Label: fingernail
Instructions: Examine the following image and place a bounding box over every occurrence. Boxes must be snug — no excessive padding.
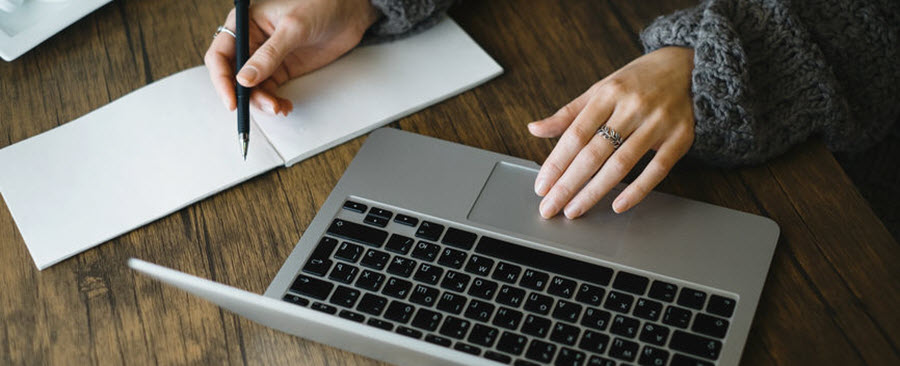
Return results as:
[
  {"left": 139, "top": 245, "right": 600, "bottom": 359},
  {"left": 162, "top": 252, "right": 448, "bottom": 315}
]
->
[
  {"left": 535, "top": 178, "right": 549, "bottom": 196},
  {"left": 540, "top": 197, "right": 558, "bottom": 218},
  {"left": 613, "top": 196, "right": 628, "bottom": 213},
  {"left": 264, "top": 100, "right": 277, "bottom": 114},
  {"left": 564, "top": 204, "right": 581, "bottom": 219},
  {"left": 238, "top": 66, "right": 258, "bottom": 85}
]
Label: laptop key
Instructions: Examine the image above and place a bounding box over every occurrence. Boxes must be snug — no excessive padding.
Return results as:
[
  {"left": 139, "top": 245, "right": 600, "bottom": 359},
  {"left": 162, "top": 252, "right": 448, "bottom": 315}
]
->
[
  {"left": 608, "top": 337, "right": 638, "bottom": 362},
  {"left": 363, "top": 214, "right": 389, "bottom": 227},
  {"left": 634, "top": 298, "right": 663, "bottom": 321},
  {"left": 497, "top": 332, "right": 528, "bottom": 356},
  {"left": 578, "top": 330, "right": 609, "bottom": 354},
  {"left": 648, "top": 280, "right": 678, "bottom": 302},
  {"left": 464, "top": 255, "right": 495, "bottom": 276},
  {"left": 492, "top": 262, "right": 522, "bottom": 284},
  {"left": 547, "top": 276, "right": 577, "bottom": 298},
  {"left": 662, "top": 306, "right": 692, "bottom": 329},
  {"left": 311, "top": 302, "right": 337, "bottom": 314},
  {"left": 638, "top": 345, "right": 669, "bottom": 366},
  {"left": 468, "top": 324, "right": 500, "bottom": 347},
  {"left": 612, "top": 271, "right": 650, "bottom": 295},
  {"left": 670, "top": 330, "right": 722, "bottom": 360},
  {"left": 291, "top": 275, "right": 334, "bottom": 300},
  {"left": 383, "top": 277, "right": 412, "bottom": 299},
  {"left": 677, "top": 288, "right": 707, "bottom": 310},
  {"left": 355, "top": 270, "right": 385, "bottom": 292},
  {"left": 425, "top": 334, "right": 452, "bottom": 347},
  {"left": 368, "top": 207, "right": 393, "bottom": 219},
  {"left": 411, "top": 308, "right": 443, "bottom": 331},
  {"left": 342, "top": 200, "right": 367, "bottom": 213},
  {"left": 550, "top": 322, "right": 580, "bottom": 346},
  {"left": 484, "top": 351, "right": 513, "bottom": 364},
  {"left": 357, "top": 293, "right": 388, "bottom": 316},
  {"left": 327, "top": 219, "right": 388, "bottom": 247},
  {"left": 442, "top": 227, "right": 477, "bottom": 250},
  {"left": 464, "top": 299, "right": 495, "bottom": 322},
  {"left": 468, "top": 278, "right": 498, "bottom": 300},
  {"left": 302, "top": 257, "right": 332, "bottom": 277},
  {"left": 436, "top": 292, "right": 467, "bottom": 314},
  {"left": 409, "top": 284, "right": 440, "bottom": 307},
  {"left": 338, "top": 310, "right": 365, "bottom": 323},
  {"left": 524, "top": 293, "right": 554, "bottom": 315},
  {"left": 386, "top": 256, "right": 417, "bottom": 277},
  {"left": 438, "top": 247, "right": 468, "bottom": 269},
  {"left": 575, "top": 283, "right": 605, "bottom": 306},
  {"left": 555, "top": 347, "right": 586, "bottom": 366},
  {"left": 552, "top": 300, "right": 583, "bottom": 323},
  {"left": 329, "top": 286, "right": 361, "bottom": 308},
  {"left": 610, "top": 315, "right": 640, "bottom": 338},
  {"left": 581, "top": 307, "right": 611, "bottom": 331},
  {"left": 454, "top": 342, "right": 482, "bottom": 356},
  {"left": 283, "top": 294, "right": 309, "bottom": 307},
  {"left": 639, "top": 323, "right": 670, "bottom": 346},
  {"left": 394, "top": 214, "right": 419, "bottom": 227},
  {"left": 416, "top": 221, "right": 445, "bottom": 241},
  {"left": 414, "top": 263, "right": 444, "bottom": 285},
  {"left": 692, "top": 313, "right": 730, "bottom": 339},
  {"left": 525, "top": 339, "right": 557, "bottom": 363},
  {"left": 603, "top": 291, "right": 634, "bottom": 313},
  {"left": 334, "top": 242, "right": 364, "bottom": 263},
  {"left": 521, "top": 314, "right": 552, "bottom": 338},
  {"left": 441, "top": 270, "right": 471, "bottom": 293},
  {"left": 328, "top": 263, "right": 359, "bottom": 284},
  {"left": 587, "top": 356, "right": 616, "bottom": 366},
  {"left": 493, "top": 307, "right": 524, "bottom": 330},
  {"left": 366, "top": 318, "right": 393, "bottom": 331},
  {"left": 497, "top": 285, "right": 526, "bottom": 308},
  {"left": 670, "top": 353, "right": 714, "bottom": 366},
  {"left": 360, "top": 249, "right": 390, "bottom": 270},
  {"left": 386, "top": 234, "right": 415, "bottom": 254},
  {"left": 384, "top": 301, "right": 416, "bottom": 324},
  {"left": 396, "top": 326, "right": 422, "bottom": 339},
  {"left": 411, "top": 241, "right": 440, "bottom": 262},
  {"left": 439, "top": 316, "right": 471, "bottom": 339},
  {"left": 476, "top": 236, "right": 614, "bottom": 287},
  {"left": 520, "top": 269, "right": 549, "bottom": 291},
  {"left": 707, "top": 294, "right": 737, "bottom": 318}
]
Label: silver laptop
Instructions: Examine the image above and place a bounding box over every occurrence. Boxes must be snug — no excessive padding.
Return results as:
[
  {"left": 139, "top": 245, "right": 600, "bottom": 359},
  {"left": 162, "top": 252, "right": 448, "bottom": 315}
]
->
[{"left": 130, "top": 127, "right": 779, "bottom": 366}]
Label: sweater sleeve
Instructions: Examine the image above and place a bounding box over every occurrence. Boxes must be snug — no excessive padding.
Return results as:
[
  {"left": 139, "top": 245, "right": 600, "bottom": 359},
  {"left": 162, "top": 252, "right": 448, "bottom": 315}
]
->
[
  {"left": 364, "top": 0, "right": 456, "bottom": 43},
  {"left": 640, "top": 0, "right": 900, "bottom": 166}
]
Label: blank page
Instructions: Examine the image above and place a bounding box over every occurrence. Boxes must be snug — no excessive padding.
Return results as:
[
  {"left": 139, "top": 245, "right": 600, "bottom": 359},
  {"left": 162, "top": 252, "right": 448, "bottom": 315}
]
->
[{"left": 0, "top": 67, "right": 284, "bottom": 269}]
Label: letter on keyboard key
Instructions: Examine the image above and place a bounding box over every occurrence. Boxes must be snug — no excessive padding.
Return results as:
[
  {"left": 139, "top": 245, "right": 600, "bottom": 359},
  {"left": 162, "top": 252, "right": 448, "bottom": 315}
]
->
[
  {"left": 706, "top": 294, "right": 737, "bottom": 318},
  {"left": 638, "top": 345, "right": 670, "bottom": 366},
  {"left": 416, "top": 221, "right": 445, "bottom": 241},
  {"left": 411, "top": 308, "right": 443, "bottom": 331},
  {"left": 476, "top": 237, "right": 613, "bottom": 286},
  {"left": 670, "top": 330, "right": 722, "bottom": 360},
  {"left": 497, "top": 332, "right": 528, "bottom": 356},
  {"left": 468, "top": 324, "right": 500, "bottom": 347},
  {"left": 603, "top": 291, "right": 634, "bottom": 313},
  {"left": 691, "top": 313, "right": 730, "bottom": 339},
  {"left": 329, "top": 286, "right": 361, "bottom": 308},
  {"left": 556, "top": 347, "right": 586, "bottom": 366},
  {"left": 357, "top": 293, "right": 388, "bottom": 316},
  {"left": 327, "top": 219, "right": 388, "bottom": 247},
  {"left": 291, "top": 275, "right": 334, "bottom": 300},
  {"left": 525, "top": 339, "right": 557, "bottom": 363},
  {"left": 521, "top": 314, "right": 552, "bottom": 338},
  {"left": 384, "top": 301, "right": 416, "bottom": 324},
  {"left": 439, "top": 316, "right": 471, "bottom": 339},
  {"left": 578, "top": 330, "right": 609, "bottom": 354},
  {"left": 677, "top": 287, "right": 708, "bottom": 310},
  {"left": 608, "top": 337, "right": 639, "bottom": 362}
]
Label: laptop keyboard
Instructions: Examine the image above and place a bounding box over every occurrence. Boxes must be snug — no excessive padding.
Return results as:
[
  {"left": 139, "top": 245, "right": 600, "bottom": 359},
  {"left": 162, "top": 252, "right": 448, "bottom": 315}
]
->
[{"left": 282, "top": 199, "right": 738, "bottom": 366}]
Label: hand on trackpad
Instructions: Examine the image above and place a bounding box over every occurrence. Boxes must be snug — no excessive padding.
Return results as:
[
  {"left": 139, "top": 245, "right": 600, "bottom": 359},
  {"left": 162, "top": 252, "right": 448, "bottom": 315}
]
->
[{"left": 467, "top": 162, "right": 632, "bottom": 259}]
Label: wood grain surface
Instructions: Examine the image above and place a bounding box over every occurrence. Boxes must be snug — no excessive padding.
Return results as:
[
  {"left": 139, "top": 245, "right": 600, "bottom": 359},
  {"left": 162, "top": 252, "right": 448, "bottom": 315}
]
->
[{"left": 1, "top": 0, "right": 897, "bottom": 365}]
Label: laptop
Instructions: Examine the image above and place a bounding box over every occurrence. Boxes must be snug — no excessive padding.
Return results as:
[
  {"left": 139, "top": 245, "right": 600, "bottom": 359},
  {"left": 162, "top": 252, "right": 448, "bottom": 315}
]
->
[{"left": 130, "top": 127, "right": 779, "bottom": 366}]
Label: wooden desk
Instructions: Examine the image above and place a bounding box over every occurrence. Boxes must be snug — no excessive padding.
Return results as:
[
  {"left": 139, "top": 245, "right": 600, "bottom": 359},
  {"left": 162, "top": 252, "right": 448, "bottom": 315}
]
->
[{"left": 1, "top": 0, "right": 897, "bottom": 365}]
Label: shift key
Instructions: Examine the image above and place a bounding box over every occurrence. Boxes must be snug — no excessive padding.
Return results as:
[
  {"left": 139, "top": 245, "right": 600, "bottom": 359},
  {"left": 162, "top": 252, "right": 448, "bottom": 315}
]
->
[{"left": 328, "top": 219, "right": 389, "bottom": 247}]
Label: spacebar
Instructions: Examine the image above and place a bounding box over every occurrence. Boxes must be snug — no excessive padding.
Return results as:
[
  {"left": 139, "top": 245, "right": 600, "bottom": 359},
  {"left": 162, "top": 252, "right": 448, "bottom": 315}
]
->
[{"left": 475, "top": 236, "right": 614, "bottom": 286}]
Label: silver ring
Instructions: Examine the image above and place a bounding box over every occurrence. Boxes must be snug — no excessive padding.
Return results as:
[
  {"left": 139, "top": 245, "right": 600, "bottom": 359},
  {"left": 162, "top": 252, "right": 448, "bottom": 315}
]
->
[
  {"left": 214, "top": 25, "right": 236, "bottom": 40},
  {"left": 596, "top": 125, "right": 624, "bottom": 149}
]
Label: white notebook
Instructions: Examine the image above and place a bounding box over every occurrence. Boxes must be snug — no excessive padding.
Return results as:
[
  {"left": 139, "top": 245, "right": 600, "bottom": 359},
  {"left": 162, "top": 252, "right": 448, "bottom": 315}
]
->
[{"left": 0, "top": 19, "right": 502, "bottom": 270}]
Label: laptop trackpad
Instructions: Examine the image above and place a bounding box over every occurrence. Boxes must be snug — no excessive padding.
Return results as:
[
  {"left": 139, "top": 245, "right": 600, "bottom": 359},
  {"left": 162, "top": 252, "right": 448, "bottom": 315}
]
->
[{"left": 467, "top": 162, "right": 631, "bottom": 259}]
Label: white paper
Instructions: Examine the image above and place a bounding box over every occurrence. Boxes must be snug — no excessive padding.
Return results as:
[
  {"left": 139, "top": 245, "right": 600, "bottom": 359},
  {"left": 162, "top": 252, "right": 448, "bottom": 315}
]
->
[
  {"left": 254, "top": 19, "right": 503, "bottom": 166},
  {"left": 0, "top": 17, "right": 502, "bottom": 270},
  {"left": 0, "top": 68, "right": 284, "bottom": 269}
]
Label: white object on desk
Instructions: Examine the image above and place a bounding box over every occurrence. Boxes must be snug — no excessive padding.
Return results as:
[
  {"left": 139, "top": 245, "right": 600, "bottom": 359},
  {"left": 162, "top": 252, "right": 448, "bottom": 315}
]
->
[
  {"left": 0, "top": 18, "right": 503, "bottom": 269},
  {"left": 0, "top": 0, "right": 109, "bottom": 61}
]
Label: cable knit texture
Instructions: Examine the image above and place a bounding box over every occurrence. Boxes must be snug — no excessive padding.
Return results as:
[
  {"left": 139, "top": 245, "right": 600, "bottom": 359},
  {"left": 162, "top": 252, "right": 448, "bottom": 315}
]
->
[
  {"left": 366, "top": 0, "right": 455, "bottom": 42},
  {"left": 641, "top": 0, "right": 900, "bottom": 166}
]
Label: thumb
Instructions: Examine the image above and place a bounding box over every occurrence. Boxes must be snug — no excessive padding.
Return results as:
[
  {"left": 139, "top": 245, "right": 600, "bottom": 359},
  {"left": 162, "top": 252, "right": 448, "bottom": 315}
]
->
[{"left": 237, "top": 20, "right": 307, "bottom": 87}]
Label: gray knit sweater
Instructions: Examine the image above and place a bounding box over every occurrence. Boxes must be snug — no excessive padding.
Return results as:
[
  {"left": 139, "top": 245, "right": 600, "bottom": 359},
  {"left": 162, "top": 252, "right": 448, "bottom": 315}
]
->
[{"left": 373, "top": 0, "right": 900, "bottom": 166}]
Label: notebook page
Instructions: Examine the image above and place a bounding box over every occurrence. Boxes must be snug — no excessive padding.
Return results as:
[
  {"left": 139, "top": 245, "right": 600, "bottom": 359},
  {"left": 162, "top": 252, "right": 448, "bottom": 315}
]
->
[
  {"left": 0, "top": 67, "right": 283, "bottom": 269},
  {"left": 252, "top": 18, "right": 503, "bottom": 167}
]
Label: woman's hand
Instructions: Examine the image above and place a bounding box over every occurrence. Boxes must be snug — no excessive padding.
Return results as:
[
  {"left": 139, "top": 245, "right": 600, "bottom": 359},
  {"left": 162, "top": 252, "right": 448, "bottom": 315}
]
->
[
  {"left": 205, "top": 0, "right": 379, "bottom": 115},
  {"left": 529, "top": 46, "right": 696, "bottom": 219}
]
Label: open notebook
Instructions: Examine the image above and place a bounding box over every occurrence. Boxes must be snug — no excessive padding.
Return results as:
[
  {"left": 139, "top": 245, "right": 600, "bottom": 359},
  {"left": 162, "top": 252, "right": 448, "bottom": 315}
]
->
[{"left": 0, "top": 19, "right": 502, "bottom": 270}]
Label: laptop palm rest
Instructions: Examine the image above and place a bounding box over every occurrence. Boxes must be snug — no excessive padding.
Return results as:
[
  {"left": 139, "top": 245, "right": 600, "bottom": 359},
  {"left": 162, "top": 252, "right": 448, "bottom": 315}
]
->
[{"left": 467, "top": 162, "right": 631, "bottom": 259}]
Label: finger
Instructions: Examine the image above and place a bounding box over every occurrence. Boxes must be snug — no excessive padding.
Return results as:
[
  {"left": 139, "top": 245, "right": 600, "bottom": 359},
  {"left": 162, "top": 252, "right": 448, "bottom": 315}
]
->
[
  {"left": 237, "top": 17, "right": 309, "bottom": 87},
  {"left": 251, "top": 79, "right": 293, "bottom": 115},
  {"left": 540, "top": 107, "right": 639, "bottom": 219},
  {"left": 205, "top": 10, "right": 237, "bottom": 110},
  {"left": 528, "top": 86, "right": 595, "bottom": 138},
  {"left": 612, "top": 127, "right": 692, "bottom": 213},
  {"left": 561, "top": 121, "right": 658, "bottom": 218}
]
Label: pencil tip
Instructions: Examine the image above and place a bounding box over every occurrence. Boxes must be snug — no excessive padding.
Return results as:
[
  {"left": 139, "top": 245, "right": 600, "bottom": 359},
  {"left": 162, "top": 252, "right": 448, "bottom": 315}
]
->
[{"left": 239, "top": 133, "right": 249, "bottom": 160}]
